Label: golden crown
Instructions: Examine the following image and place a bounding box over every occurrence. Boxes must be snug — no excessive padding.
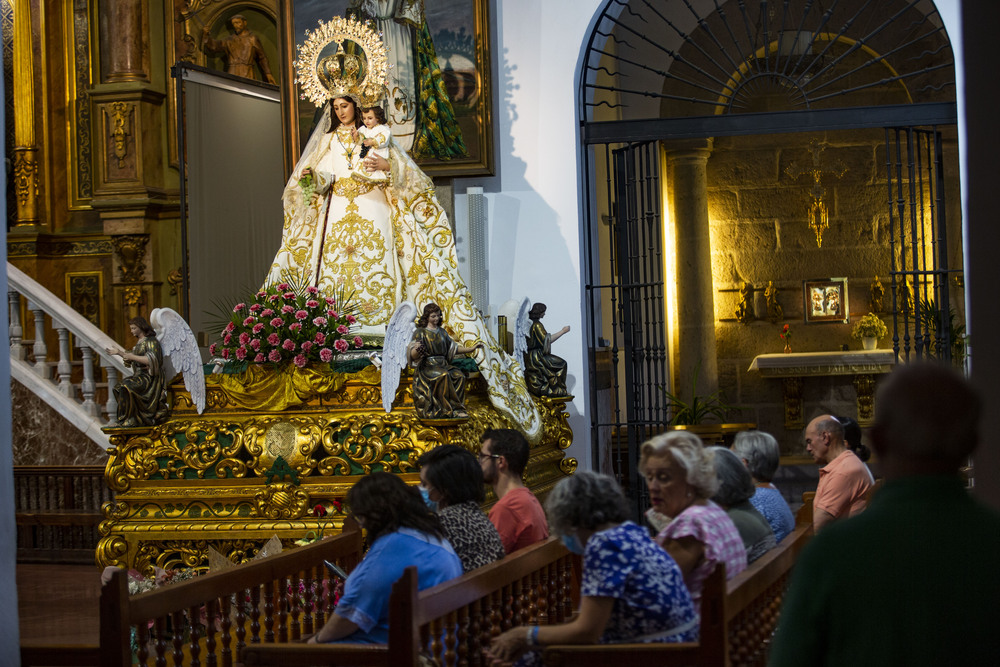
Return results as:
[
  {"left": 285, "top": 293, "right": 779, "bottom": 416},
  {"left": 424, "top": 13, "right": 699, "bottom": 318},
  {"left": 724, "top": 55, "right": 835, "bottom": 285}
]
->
[{"left": 295, "top": 16, "right": 388, "bottom": 108}]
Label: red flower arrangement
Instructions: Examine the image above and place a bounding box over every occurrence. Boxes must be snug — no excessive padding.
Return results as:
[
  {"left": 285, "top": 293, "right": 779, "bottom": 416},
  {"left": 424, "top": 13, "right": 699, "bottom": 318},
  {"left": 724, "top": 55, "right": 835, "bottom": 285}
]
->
[
  {"left": 779, "top": 324, "right": 791, "bottom": 341},
  {"left": 210, "top": 284, "right": 364, "bottom": 368}
]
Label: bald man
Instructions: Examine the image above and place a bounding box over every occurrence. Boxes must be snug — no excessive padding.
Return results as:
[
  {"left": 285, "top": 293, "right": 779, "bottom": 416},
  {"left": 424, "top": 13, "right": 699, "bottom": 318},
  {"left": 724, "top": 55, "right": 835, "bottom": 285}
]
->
[
  {"left": 804, "top": 414, "right": 872, "bottom": 530},
  {"left": 771, "top": 364, "right": 1000, "bottom": 666}
]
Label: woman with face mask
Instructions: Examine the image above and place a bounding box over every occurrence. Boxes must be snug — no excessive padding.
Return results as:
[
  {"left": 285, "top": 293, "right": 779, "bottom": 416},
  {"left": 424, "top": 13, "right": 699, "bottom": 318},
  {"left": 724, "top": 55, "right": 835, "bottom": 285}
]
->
[
  {"left": 487, "top": 471, "right": 697, "bottom": 665},
  {"left": 416, "top": 444, "right": 505, "bottom": 572}
]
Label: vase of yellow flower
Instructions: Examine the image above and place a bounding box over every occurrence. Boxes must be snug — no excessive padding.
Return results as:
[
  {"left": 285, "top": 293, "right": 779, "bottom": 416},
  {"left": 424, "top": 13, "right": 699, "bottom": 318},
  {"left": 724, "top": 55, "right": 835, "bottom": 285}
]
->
[{"left": 851, "top": 313, "right": 888, "bottom": 351}]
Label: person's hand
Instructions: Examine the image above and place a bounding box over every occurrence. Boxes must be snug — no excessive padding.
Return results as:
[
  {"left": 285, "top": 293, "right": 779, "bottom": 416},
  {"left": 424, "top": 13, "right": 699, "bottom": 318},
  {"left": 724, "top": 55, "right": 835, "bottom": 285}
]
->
[
  {"left": 365, "top": 155, "right": 389, "bottom": 172},
  {"left": 559, "top": 326, "right": 570, "bottom": 335},
  {"left": 487, "top": 627, "right": 529, "bottom": 665},
  {"left": 351, "top": 128, "right": 359, "bottom": 141},
  {"left": 265, "top": 74, "right": 276, "bottom": 85}
]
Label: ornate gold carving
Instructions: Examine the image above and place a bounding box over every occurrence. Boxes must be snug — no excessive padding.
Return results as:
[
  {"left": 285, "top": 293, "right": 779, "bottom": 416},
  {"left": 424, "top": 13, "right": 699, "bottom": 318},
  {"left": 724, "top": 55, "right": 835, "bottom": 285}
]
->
[
  {"left": 296, "top": 16, "right": 389, "bottom": 108},
  {"left": 167, "top": 267, "right": 183, "bottom": 295},
  {"left": 112, "top": 235, "right": 148, "bottom": 282},
  {"left": 559, "top": 458, "right": 578, "bottom": 475},
  {"left": 735, "top": 282, "right": 753, "bottom": 324},
  {"left": 109, "top": 101, "right": 132, "bottom": 167},
  {"left": 12, "top": 148, "right": 38, "bottom": 224},
  {"left": 852, "top": 373, "right": 876, "bottom": 425},
  {"left": 65, "top": 272, "right": 103, "bottom": 328},
  {"left": 254, "top": 482, "right": 310, "bottom": 520},
  {"left": 782, "top": 377, "right": 804, "bottom": 429},
  {"left": 71, "top": 0, "right": 93, "bottom": 200}
]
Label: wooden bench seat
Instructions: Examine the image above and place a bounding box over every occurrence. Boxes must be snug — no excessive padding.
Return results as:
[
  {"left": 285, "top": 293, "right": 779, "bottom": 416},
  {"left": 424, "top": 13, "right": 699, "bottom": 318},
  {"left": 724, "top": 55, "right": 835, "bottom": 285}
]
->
[
  {"left": 242, "top": 536, "right": 580, "bottom": 666},
  {"left": 542, "top": 522, "right": 813, "bottom": 667}
]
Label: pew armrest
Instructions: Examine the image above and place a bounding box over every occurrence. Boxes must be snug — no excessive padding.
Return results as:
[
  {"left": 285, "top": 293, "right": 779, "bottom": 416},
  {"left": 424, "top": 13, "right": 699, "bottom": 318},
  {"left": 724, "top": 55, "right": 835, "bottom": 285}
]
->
[
  {"left": 241, "top": 642, "right": 389, "bottom": 666},
  {"left": 543, "top": 642, "right": 701, "bottom": 666}
]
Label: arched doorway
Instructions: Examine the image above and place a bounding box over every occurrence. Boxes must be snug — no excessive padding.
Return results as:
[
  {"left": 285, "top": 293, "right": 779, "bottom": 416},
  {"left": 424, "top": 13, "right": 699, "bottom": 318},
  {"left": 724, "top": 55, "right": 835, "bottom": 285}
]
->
[{"left": 579, "top": 0, "right": 962, "bottom": 511}]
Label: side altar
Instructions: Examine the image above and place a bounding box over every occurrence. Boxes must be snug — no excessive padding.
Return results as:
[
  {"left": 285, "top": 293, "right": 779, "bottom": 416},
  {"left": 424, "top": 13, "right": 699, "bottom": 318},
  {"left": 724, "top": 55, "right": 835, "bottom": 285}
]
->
[{"left": 98, "top": 361, "right": 576, "bottom": 574}]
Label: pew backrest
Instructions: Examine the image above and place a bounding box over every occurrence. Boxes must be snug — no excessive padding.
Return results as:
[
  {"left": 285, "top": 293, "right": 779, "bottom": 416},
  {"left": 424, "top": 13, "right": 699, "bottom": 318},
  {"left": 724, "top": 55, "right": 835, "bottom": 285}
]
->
[{"left": 99, "top": 520, "right": 363, "bottom": 667}]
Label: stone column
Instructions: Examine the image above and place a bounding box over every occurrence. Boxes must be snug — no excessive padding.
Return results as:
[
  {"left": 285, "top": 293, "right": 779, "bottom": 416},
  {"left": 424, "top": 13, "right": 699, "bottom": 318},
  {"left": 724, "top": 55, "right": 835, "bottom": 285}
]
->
[
  {"left": 102, "top": 0, "right": 148, "bottom": 83},
  {"left": 664, "top": 138, "right": 718, "bottom": 398}
]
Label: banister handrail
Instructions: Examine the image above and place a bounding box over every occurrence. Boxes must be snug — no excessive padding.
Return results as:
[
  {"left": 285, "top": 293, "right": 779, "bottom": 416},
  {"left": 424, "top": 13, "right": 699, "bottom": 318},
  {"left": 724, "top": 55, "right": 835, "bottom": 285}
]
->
[{"left": 7, "top": 262, "right": 127, "bottom": 373}]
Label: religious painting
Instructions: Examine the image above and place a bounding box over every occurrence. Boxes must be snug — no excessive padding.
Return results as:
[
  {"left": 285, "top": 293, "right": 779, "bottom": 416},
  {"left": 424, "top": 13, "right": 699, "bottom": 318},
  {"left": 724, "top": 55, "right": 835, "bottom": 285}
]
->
[
  {"left": 803, "top": 278, "right": 849, "bottom": 324},
  {"left": 280, "top": 0, "right": 493, "bottom": 176}
]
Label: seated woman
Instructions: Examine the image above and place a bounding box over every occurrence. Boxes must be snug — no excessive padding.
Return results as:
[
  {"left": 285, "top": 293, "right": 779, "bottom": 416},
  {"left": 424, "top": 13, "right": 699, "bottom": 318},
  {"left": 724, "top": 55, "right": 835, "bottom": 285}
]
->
[
  {"left": 709, "top": 446, "right": 777, "bottom": 563},
  {"left": 731, "top": 431, "right": 796, "bottom": 542},
  {"left": 487, "top": 471, "right": 697, "bottom": 665},
  {"left": 408, "top": 303, "right": 484, "bottom": 419},
  {"left": 309, "top": 472, "right": 462, "bottom": 644},
  {"left": 416, "top": 444, "right": 506, "bottom": 572},
  {"left": 523, "top": 302, "right": 570, "bottom": 398},
  {"left": 836, "top": 415, "right": 876, "bottom": 484},
  {"left": 641, "top": 432, "right": 747, "bottom": 608}
]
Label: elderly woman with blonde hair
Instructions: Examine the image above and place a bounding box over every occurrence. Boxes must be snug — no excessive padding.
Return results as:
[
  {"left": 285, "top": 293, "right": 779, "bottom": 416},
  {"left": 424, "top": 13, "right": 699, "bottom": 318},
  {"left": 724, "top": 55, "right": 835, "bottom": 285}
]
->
[
  {"left": 731, "top": 430, "right": 796, "bottom": 542},
  {"left": 641, "top": 432, "right": 747, "bottom": 607}
]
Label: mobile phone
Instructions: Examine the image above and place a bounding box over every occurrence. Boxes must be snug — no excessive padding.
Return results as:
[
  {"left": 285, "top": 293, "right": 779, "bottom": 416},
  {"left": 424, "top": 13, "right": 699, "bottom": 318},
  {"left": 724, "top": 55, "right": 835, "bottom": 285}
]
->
[{"left": 324, "top": 560, "right": 348, "bottom": 580}]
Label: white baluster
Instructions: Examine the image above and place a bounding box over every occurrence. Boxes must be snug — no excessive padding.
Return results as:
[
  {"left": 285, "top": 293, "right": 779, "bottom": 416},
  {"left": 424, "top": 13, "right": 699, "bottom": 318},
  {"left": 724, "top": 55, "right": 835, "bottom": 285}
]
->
[
  {"left": 55, "top": 325, "right": 74, "bottom": 398},
  {"left": 27, "top": 301, "right": 48, "bottom": 378},
  {"left": 8, "top": 290, "right": 24, "bottom": 360},
  {"left": 103, "top": 361, "right": 119, "bottom": 423},
  {"left": 79, "top": 347, "right": 99, "bottom": 418}
]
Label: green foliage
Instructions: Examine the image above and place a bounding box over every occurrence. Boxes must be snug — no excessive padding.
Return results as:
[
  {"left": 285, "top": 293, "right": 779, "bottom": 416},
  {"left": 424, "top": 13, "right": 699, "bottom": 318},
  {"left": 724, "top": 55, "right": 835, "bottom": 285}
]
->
[
  {"left": 851, "top": 313, "right": 888, "bottom": 340},
  {"left": 659, "top": 364, "right": 742, "bottom": 426},
  {"left": 918, "top": 298, "right": 968, "bottom": 366}
]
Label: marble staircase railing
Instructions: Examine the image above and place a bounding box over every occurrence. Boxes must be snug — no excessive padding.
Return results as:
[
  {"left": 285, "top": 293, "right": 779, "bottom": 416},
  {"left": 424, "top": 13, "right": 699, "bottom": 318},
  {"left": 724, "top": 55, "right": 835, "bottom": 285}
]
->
[{"left": 7, "top": 262, "right": 129, "bottom": 449}]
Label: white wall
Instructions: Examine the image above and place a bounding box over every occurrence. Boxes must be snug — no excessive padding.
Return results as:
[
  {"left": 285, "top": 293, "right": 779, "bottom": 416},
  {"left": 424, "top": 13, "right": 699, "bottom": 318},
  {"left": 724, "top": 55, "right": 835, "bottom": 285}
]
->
[{"left": 454, "top": 0, "right": 606, "bottom": 468}]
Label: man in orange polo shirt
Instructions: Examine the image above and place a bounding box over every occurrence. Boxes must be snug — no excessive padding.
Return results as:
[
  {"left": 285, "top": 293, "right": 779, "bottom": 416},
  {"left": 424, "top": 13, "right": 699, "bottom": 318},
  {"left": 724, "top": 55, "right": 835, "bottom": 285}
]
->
[{"left": 804, "top": 415, "right": 872, "bottom": 530}]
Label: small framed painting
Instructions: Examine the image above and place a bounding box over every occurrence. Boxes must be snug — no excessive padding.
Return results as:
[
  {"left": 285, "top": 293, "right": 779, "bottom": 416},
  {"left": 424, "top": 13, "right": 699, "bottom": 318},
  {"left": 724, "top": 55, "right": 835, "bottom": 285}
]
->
[{"left": 803, "top": 278, "right": 849, "bottom": 323}]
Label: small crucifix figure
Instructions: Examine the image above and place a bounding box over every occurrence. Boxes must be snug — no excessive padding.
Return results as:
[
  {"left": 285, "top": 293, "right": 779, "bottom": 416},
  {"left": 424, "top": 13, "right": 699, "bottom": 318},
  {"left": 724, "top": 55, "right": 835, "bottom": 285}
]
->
[{"left": 784, "top": 140, "right": 848, "bottom": 247}]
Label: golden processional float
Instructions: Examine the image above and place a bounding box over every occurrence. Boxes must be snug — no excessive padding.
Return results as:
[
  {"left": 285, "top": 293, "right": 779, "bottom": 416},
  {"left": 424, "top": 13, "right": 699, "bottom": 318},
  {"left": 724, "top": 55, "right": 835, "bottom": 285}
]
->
[{"left": 96, "top": 17, "right": 575, "bottom": 574}]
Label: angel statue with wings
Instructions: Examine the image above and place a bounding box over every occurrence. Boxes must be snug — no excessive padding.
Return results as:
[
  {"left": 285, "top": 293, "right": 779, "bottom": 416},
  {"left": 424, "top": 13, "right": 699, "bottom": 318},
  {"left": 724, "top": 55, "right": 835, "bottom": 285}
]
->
[
  {"left": 105, "top": 309, "right": 206, "bottom": 428},
  {"left": 518, "top": 302, "right": 570, "bottom": 398}
]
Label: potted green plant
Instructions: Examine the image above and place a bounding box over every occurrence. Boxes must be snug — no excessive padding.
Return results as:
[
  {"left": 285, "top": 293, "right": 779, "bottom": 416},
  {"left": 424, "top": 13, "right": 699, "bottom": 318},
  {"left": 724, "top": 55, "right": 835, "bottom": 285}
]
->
[
  {"left": 660, "top": 365, "right": 743, "bottom": 444},
  {"left": 851, "top": 312, "right": 888, "bottom": 350}
]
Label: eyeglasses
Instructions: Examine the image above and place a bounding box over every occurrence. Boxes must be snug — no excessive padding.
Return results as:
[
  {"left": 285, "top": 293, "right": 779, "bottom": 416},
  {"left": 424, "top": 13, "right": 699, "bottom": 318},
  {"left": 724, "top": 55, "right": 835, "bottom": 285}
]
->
[{"left": 478, "top": 453, "right": 500, "bottom": 461}]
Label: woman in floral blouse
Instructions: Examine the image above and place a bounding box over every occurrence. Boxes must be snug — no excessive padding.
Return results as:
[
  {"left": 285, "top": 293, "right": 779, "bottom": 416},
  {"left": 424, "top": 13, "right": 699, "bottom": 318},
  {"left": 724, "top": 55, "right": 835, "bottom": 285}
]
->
[
  {"left": 417, "top": 444, "right": 505, "bottom": 572},
  {"left": 487, "top": 471, "right": 697, "bottom": 665}
]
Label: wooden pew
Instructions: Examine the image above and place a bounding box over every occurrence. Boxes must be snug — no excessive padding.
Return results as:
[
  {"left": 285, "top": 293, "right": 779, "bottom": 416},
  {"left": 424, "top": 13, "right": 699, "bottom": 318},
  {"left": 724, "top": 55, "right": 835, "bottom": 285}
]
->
[
  {"left": 542, "top": 522, "right": 813, "bottom": 667},
  {"left": 242, "top": 536, "right": 580, "bottom": 666},
  {"left": 99, "top": 519, "right": 364, "bottom": 667}
]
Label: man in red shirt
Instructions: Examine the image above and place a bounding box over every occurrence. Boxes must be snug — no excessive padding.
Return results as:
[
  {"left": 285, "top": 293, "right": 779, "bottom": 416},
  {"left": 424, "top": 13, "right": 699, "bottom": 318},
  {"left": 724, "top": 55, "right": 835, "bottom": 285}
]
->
[
  {"left": 479, "top": 429, "right": 549, "bottom": 553},
  {"left": 805, "top": 414, "right": 873, "bottom": 530}
]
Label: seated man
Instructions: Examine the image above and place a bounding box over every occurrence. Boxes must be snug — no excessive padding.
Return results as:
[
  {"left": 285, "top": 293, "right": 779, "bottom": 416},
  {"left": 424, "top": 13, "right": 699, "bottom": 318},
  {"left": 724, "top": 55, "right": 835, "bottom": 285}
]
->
[
  {"left": 804, "top": 414, "right": 872, "bottom": 530},
  {"left": 770, "top": 363, "right": 1000, "bottom": 665},
  {"left": 480, "top": 428, "right": 549, "bottom": 553}
]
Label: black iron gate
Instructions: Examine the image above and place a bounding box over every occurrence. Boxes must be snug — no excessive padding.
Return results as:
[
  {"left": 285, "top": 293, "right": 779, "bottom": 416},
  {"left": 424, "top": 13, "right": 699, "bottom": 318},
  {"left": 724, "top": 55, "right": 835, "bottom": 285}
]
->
[
  {"left": 585, "top": 141, "right": 669, "bottom": 517},
  {"left": 884, "top": 127, "right": 961, "bottom": 365}
]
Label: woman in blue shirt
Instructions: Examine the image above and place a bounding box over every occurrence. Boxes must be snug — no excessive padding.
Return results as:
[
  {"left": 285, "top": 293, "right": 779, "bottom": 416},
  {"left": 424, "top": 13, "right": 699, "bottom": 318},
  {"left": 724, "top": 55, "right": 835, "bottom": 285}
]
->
[{"left": 310, "top": 472, "right": 462, "bottom": 643}]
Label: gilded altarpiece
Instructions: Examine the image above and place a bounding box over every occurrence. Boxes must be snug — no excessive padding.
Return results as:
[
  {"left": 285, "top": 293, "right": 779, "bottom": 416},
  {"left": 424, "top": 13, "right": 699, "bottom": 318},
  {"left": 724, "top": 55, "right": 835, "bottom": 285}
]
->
[{"left": 99, "top": 369, "right": 576, "bottom": 574}]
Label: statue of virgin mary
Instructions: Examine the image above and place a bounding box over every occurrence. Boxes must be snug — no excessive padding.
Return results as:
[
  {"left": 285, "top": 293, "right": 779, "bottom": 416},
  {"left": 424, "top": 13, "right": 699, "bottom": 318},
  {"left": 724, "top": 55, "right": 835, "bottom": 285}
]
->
[{"left": 261, "top": 17, "right": 542, "bottom": 438}]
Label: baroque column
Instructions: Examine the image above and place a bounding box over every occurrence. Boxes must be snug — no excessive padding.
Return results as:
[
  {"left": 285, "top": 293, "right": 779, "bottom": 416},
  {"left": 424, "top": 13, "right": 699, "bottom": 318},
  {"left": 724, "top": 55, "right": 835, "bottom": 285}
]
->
[
  {"left": 664, "top": 139, "right": 718, "bottom": 399},
  {"left": 12, "top": 0, "right": 39, "bottom": 227}
]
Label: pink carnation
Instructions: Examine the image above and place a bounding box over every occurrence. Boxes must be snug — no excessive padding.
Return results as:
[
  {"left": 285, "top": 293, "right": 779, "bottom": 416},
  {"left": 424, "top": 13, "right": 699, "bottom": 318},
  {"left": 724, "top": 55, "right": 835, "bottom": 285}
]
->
[
  {"left": 282, "top": 339, "right": 296, "bottom": 351},
  {"left": 239, "top": 332, "right": 250, "bottom": 345},
  {"left": 334, "top": 339, "right": 349, "bottom": 353},
  {"left": 295, "top": 310, "right": 309, "bottom": 321},
  {"left": 261, "top": 308, "right": 274, "bottom": 317},
  {"left": 268, "top": 333, "right": 280, "bottom": 345},
  {"left": 269, "top": 294, "right": 280, "bottom": 302},
  {"left": 307, "top": 286, "right": 319, "bottom": 295},
  {"left": 223, "top": 333, "right": 232, "bottom": 345},
  {"left": 209, "top": 343, "right": 217, "bottom": 355},
  {"left": 252, "top": 323, "right": 265, "bottom": 334},
  {"left": 327, "top": 309, "right": 338, "bottom": 318},
  {"left": 233, "top": 303, "right": 245, "bottom": 312},
  {"left": 306, "top": 299, "right": 319, "bottom": 308},
  {"left": 243, "top": 316, "right": 255, "bottom": 326},
  {"left": 281, "top": 305, "right": 294, "bottom": 314},
  {"left": 354, "top": 335, "right": 364, "bottom": 348},
  {"left": 250, "top": 339, "right": 261, "bottom": 351},
  {"left": 268, "top": 349, "right": 281, "bottom": 362},
  {"left": 270, "top": 317, "right": 283, "bottom": 327},
  {"left": 313, "top": 316, "right": 328, "bottom": 327},
  {"left": 314, "top": 332, "right": 326, "bottom": 345},
  {"left": 301, "top": 341, "right": 314, "bottom": 353},
  {"left": 293, "top": 354, "right": 308, "bottom": 368},
  {"left": 254, "top": 353, "right": 265, "bottom": 363},
  {"left": 236, "top": 347, "right": 248, "bottom": 361},
  {"left": 225, "top": 322, "right": 235, "bottom": 333},
  {"left": 277, "top": 283, "right": 290, "bottom": 291},
  {"left": 283, "top": 292, "right": 296, "bottom": 300},
  {"left": 249, "top": 304, "right": 262, "bottom": 313},
  {"left": 221, "top": 348, "right": 230, "bottom": 359},
  {"left": 346, "top": 315, "right": 357, "bottom": 325},
  {"left": 319, "top": 348, "right": 333, "bottom": 362},
  {"left": 325, "top": 297, "right": 336, "bottom": 305},
  {"left": 289, "top": 323, "right": 302, "bottom": 332},
  {"left": 337, "top": 324, "right": 349, "bottom": 335}
]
